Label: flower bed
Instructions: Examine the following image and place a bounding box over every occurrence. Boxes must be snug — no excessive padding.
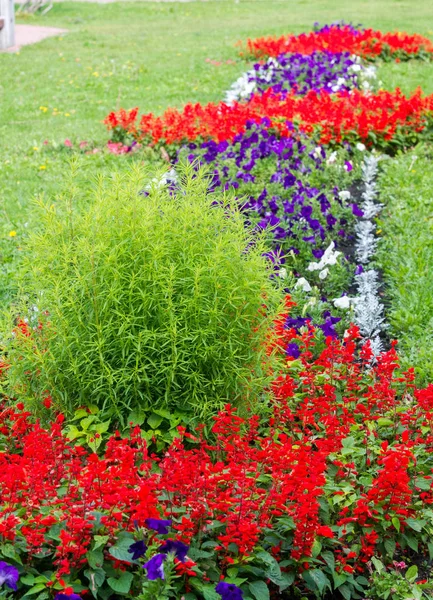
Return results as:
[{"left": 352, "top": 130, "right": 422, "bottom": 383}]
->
[
  {"left": 4, "top": 20, "right": 433, "bottom": 600},
  {"left": 2, "top": 316, "right": 433, "bottom": 599},
  {"left": 105, "top": 88, "right": 433, "bottom": 150},
  {"left": 244, "top": 23, "right": 433, "bottom": 61}
]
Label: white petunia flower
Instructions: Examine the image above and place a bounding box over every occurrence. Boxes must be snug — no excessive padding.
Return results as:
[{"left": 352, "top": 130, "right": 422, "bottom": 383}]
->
[
  {"left": 326, "top": 151, "right": 338, "bottom": 165},
  {"left": 333, "top": 296, "right": 352, "bottom": 310},
  {"left": 295, "top": 277, "right": 312, "bottom": 292},
  {"left": 307, "top": 241, "right": 341, "bottom": 272},
  {"left": 319, "top": 268, "right": 329, "bottom": 280},
  {"left": 338, "top": 190, "right": 351, "bottom": 201},
  {"left": 356, "top": 143, "right": 366, "bottom": 151}
]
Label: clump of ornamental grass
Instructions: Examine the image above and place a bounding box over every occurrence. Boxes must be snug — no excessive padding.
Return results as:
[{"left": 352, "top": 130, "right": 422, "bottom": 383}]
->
[{"left": 5, "top": 162, "right": 281, "bottom": 422}]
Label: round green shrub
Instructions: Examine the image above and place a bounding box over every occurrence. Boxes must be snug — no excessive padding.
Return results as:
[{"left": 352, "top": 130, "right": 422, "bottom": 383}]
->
[{"left": 6, "top": 163, "right": 281, "bottom": 421}]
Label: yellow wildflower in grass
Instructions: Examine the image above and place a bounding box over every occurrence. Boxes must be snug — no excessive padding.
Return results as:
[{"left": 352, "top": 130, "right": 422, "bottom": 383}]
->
[
  {"left": 39, "top": 165, "right": 47, "bottom": 171},
  {"left": 39, "top": 106, "right": 48, "bottom": 113},
  {"left": 9, "top": 231, "right": 17, "bottom": 237}
]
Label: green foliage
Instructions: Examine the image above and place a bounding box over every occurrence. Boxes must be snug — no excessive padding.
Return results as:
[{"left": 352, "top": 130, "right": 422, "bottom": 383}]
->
[
  {"left": 377, "top": 145, "right": 433, "bottom": 385},
  {"left": 5, "top": 163, "right": 280, "bottom": 422},
  {"left": 367, "top": 558, "right": 432, "bottom": 600}
]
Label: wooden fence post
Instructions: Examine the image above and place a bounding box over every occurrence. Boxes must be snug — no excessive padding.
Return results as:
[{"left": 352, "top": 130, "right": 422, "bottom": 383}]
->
[{"left": 0, "top": 0, "right": 15, "bottom": 50}]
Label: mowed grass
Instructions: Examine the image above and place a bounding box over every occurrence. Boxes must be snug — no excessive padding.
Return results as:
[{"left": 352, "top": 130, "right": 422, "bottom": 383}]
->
[
  {"left": 377, "top": 147, "right": 433, "bottom": 385},
  {"left": 1, "top": 0, "right": 433, "bottom": 304}
]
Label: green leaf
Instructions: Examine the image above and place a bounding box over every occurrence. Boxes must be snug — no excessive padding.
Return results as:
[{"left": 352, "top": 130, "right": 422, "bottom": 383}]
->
[
  {"left": 428, "top": 541, "right": 433, "bottom": 560},
  {"left": 321, "top": 550, "right": 335, "bottom": 572},
  {"left": 200, "top": 585, "right": 220, "bottom": 600},
  {"left": 226, "top": 568, "right": 239, "bottom": 579},
  {"left": 127, "top": 410, "right": 146, "bottom": 426},
  {"left": 333, "top": 572, "right": 347, "bottom": 588},
  {"left": 404, "top": 533, "right": 419, "bottom": 552},
  {"left": 248, "top": 581, "right": 270, "bottom": 600},
  {"left": 406, "top": 518, "right": 426, "bottom": 532},
  {"left": 275, "top": 572, "right": 295, "bottom": 591},
  {"left": 412, "top": 585, "right": 423, "bottom": 600},
  {"left": 80, "top": 415, "right": 97, "bottom": 431},
  {"left": 392, "top": 516, "right": 400, "bottom": 531},
  {"left": 93, "top": 421, "right": 111, "bottom": 434},
  {"left": 414, "top": 477, "right": 431, "bottom": 491},
  {"left": 1, "top": 543, "right": 22, "bottom": 563},
  {"left": 22, "top": 584, "right": 46, "bottom": 597},
  {"left": 107, "top": 572, "right": 133, "bottom": 594},
  {"left": 86, "top": 549, "right": 104, "bottom": 569},
  {"left": 311, "top": 539, "right": 322, "bottom": 558},
  {"left": 377, "top": 417, "right": 394, "bottom": 427},
  {"left": 339, "top": 584, "right": 352, "bottom": 600},
  {"left": 302, "top": 569, "right": 330, "bottom": 594},
  {"left": 84, "top": 568, "right": 106, "bottom": 598},
  {"left": 108, "top": 544, "right": 134, "bottom": 563},
  {"left": 256, "top": 551, "right": 283, "bottom": 586},
  {"left": 371, "top": 556, "right": 384, "bottom": 573},
  {"left": 405, "top": 565, "right": 418, "bottom": 582},
  {"left": 342, "top": 436, "right": 355, "bottom": 448},
  {"left": 21, "top": 575, "right": 36, "bottom": 586},
  {"left": 384, "top": 538, "right": 396, "bottom": 558},
  {"left": 93, "top": 535, "right": 109, "bottom": 550},
  {"left": 147, "top": 412, "right": 164, "bottom": 429},
  {"left": 87, "top": 434, "right": 103, "bottom": 452},
  {"left": 65, "top": 424, "right": 85, "bottom": 440}
]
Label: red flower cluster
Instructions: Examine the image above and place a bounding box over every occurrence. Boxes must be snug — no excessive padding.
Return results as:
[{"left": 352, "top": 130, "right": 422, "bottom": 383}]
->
[
  {"left": 104, "top": 88, "right": 433, "bottom": 149},
  {"left": 2, "top": 300, "right": 433, "bottom": 590},
  {"left": 244, "top": 25, "right": 433, "bottom": 60}
]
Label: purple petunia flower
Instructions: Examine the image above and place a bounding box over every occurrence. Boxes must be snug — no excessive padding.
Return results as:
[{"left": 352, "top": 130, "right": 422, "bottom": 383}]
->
[
  {"left": 286, "top": 343, "right": 301, "bottom": 359},
  {"left": 0, "top": 562, "right": 19, "bottom": 592},
  {"left": 159, "top": 539, "right": 189, "bottom": 563},
  {"left": 319, "top": 315, "right": 341, "bottom": 339},
  {"left": 285, "top": 316, "right": 308, "bottom": 331},
  {"left": 128, "top": 540, "right": 148, "bottom": 560},
  {"left": 54, "top": 594, "right": 81, "bottom": 600},
  {"left": 143, "top": 553, "right": 166, "bottom": 580},
  {"left": 351, "top": 203, "right": 364, "bottom": 217},
  {"left": 216, "top": 581, "right": 244, "bottom": 600},
  {"left": 145, "top": 518, "right": 172, "bottom": 535}
]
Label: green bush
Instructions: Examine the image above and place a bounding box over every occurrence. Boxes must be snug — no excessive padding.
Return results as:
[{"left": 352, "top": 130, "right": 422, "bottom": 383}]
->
[{"left": 5, "top": 163, "right": 281, "bottom": 422}]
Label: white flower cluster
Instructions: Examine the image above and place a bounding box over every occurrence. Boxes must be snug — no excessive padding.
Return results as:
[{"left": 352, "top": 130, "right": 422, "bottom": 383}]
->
[
  {"left": 352, "top": 154, "right": 386, "bottom": 355},
  {"left": 307, "top": 241, "right": 342, "bottom": 281},
  {"left": 224, "top": 71, "right": 257, "bottom": 105},
  {"left": 348, "top": 55, "right": 377, "bottom": 92},
  {"left": 224, "top": 57, "right": 283, "bottom": 105},
  {"left": 144, "top": 168, "right": 178, "bottom": 191}
]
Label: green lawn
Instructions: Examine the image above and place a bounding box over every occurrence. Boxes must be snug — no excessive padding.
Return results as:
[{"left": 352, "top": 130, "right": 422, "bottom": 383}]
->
[
  {"left": 1, "top": 0, "right": 433, "bottom": 305},
  {"left": 377, "top": 146, "right": 433, "bottom": 384}
]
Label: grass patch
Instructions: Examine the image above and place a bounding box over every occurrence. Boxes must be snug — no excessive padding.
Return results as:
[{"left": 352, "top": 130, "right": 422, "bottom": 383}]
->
[{"left": 377, "top": 146, "right": 433, "bottom": 384}]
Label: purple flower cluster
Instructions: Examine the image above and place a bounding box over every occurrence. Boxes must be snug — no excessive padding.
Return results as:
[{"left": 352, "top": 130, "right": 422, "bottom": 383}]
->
[
  {"left": 252, "top": 51, "right": 361, "bottom": 97},
  {"left": 182, "top": 119, "right": 354, "bottom": 262},
  {"left": 285, "top": 311, "right": 342, "bottom": 341},
  {"left": 0, "top": 561, "right": 19, "bottom": 592},
  {"left": 313, "top": 21, "right": 364, "bottom": 34}
]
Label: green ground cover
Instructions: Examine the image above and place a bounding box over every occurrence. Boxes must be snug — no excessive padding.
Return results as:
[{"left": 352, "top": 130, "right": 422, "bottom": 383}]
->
[{"left": 378, "top": 146, "right": 433, "bottom": 384}]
